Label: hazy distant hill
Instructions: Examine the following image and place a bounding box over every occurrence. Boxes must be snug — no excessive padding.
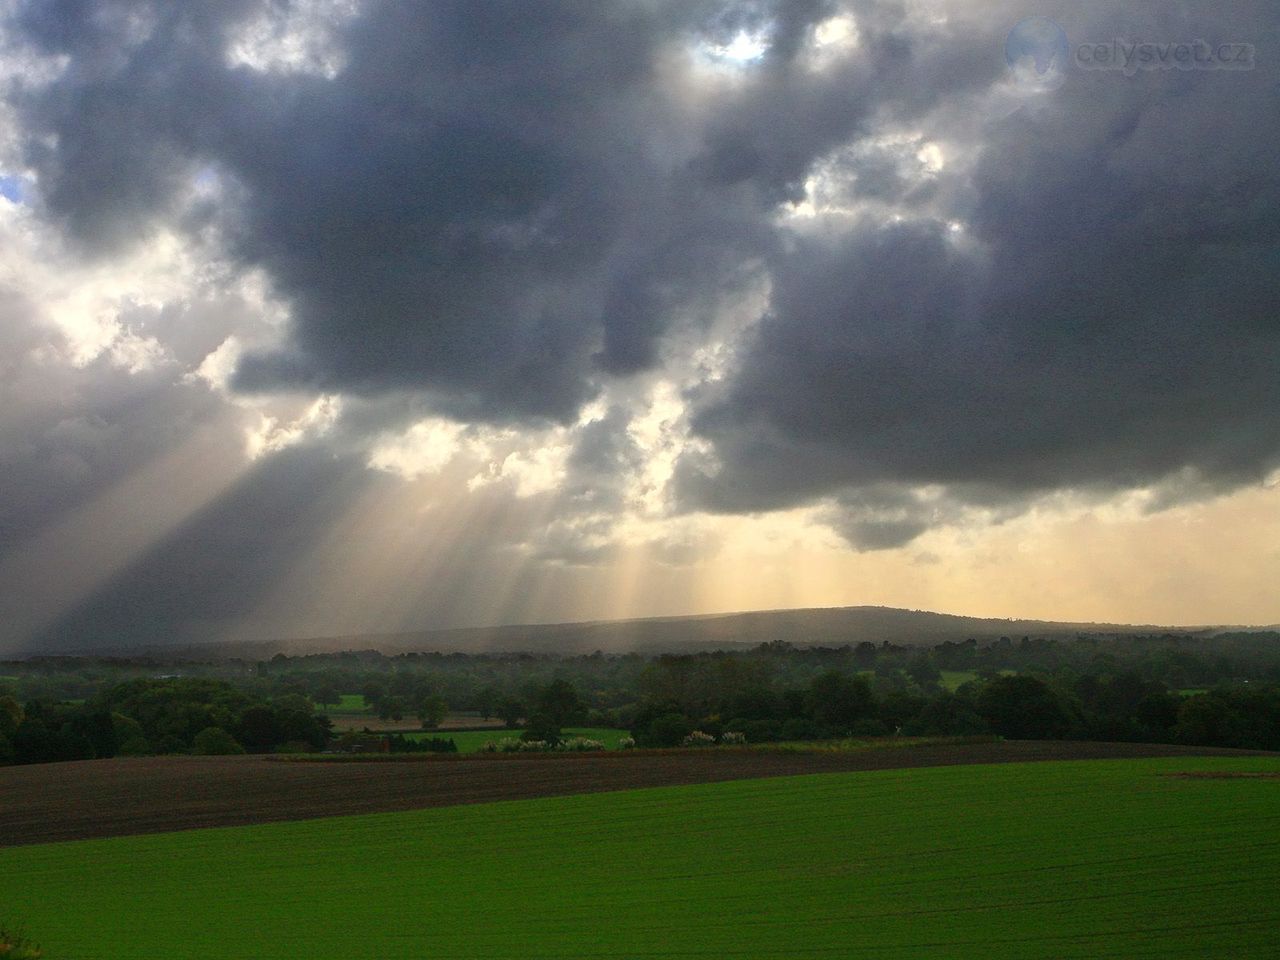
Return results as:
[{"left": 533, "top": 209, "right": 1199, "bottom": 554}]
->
[{"left": 135, "top": 605, "right": 1266, "bottom": 660}]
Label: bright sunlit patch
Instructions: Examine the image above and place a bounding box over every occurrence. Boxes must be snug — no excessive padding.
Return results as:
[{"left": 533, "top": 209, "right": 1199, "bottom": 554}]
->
[
  {"left": 917, "top": 141, "right": 945, "bottom": 174},
  {"left": 188, "top": 336, "right": 244, "bottom": 392},
  {"left": 468, "top": 431, "right": 572, "bottom": 499},
  {"left": 367, "top": 418, "right": 466, "bottom": 480},
  {"left": 246, "top": 395, "right": 341, "bottom": 459},
  {"left": 715, "top": 30, "right": 768, "bottom": 62},
  {"left": 0, "top": 207, "right": 207, "bottom": 370},
  {"left": 225, "top": 0, "right": 361, "bottom": 79},
  {"left": 626, "top": 381, "right": 688, "bottom": 515},
  {"left": 815, "top": 16, "right": 857, "bottom": 48},
  {"left": 805, "top": 15, "right": 861, "bottom": 70}
]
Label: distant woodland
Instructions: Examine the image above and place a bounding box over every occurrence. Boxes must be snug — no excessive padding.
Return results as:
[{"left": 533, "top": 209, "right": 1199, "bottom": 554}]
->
[{"left": 2, "top": 632, "right": 1279, "bottom": 764}]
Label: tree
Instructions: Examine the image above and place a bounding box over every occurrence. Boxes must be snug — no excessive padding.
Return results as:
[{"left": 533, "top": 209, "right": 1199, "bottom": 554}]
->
[
  {"left": 807, "top": 671, "right": 875, "bottom": 729},
  {"left": 536, "top": 679, "right": 585, "bottom": 728},
  {"left": 236, "top": 705, "right": 282, "bottom": 753},
  {"left": 111, "top": 712, "right": 144, "bottom": 746},
  {"left": 476, "top": 685, "right": 500, "bottom": 720},
  {"left": 71, "top": 710, "right": 118, "bottom": 760},
  {"left": 905, "top": 656, "right": 942, "bottom": 687},
  {"left": 192, "top": 726, "right": 245, "bottom": 755},
  {"left": 376, "top": 695, "right": 407, "bottom": 722},
  {"left": 361, "top": 681, "right": 386, "bottom": 708},
  {"left": 906, "top": 692, "right": 987, "bottom": 736},
  {"left": 313, "top": 684, "right": 341, "bottom": 710},
  {"left": 416, "top": 695, "right": 448, "bottom": 730},
  {"left": 641, "top": 712, "right": 693, "bottom": 748},
  {"left": 521, "top": 712, "right": 562, "bottom": 744},
  {"left": 497, "top": 696, "right": 525, "bottom": 729},
  {"left": 0, "top": 695, "right": 22, "bottom": 739},
  {"left": 977, "top": 676, "right": 1073, "bottom": 740},
  {"left": 1173, "top": 693, "right": 1233, "bottom": 746},
  {"left": 12, "top": 719, "right": 94, "bottom": 764},
  {"left": 116, "top": 735, "right": 152, "bottom": 756}
]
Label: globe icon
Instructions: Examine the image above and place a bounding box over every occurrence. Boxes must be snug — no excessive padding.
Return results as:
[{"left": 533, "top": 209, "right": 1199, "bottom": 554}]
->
[{"left": 1004, "top": 17, "right": 1070, "bottom": 91}]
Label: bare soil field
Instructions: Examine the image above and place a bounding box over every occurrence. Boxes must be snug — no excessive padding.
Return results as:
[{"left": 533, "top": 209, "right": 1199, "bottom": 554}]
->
[{"left": 0, "top": 740, "right": 1266, "bottom": 848}]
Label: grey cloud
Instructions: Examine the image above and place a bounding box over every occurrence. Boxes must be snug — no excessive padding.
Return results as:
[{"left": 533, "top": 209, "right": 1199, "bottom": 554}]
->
[
  {"left": 9, "top": 0, "right": 791, "bottom": 422},
  {"left": 6, "top": 0, "right": 1280, "bottom": 581},
  {"left": 677, "top": 3, "right": 1280, "bottom": 544},
  {"left": 0, "top": 291, "right": 234, "bottom": 552}
]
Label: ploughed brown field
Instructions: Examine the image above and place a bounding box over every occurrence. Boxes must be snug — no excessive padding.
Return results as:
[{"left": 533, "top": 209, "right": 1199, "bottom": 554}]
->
[{"left": 0, "top": 740, "right": 1265, "bottom": 848}]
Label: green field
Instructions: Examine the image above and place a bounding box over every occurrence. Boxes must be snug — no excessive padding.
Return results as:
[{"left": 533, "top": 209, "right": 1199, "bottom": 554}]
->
[
  {"left": 939, "top": 670, "right": 979, "bottom": 691},
  {"left": 403, "top": 726, "right": 629, "bottom": 752},
  {"left": 3, "top": 756, "right": 1278, "bottom": 958},
  {"left": 939, "top": 669, "right": 1017, "bottom": 692},
  {"left": 320, "top": 694, "right": 368, "bottom": 713}
]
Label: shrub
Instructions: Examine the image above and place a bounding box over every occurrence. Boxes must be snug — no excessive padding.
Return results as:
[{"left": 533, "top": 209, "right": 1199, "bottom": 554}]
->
[
  {"left": 192, "top": 727, "right": 246, "bottom": 756},
  {"left": 116, "top": 736, "right": 153, "bottom": 756},
  {"left": 849, "top": 718, "right": 890, "bottom": 737},
  {"left": 272, "top": 740, "right": 314, "bottom": 754},
  {"left": 556, "top": 737, "right": 604, "bottom": 752},
  {"left": 719, "top": 731, "right": 746, "bottom": 745},
  {"left": 643, "top": 713, "right": 693, "bottom": 748},
  {"left": 681, "top": 730, "right": 716, "bottom": 747},
  {"left": 521, "top": 712, "right": 562, "bottom": 745},
  {"left": 617, "top": 737, "right": 636, "bottom": 750},
  {"left": 387, "top": 734, "right": 457, "bottom": 754},
  {"left": 494, "top": 737, "right": 554, "bottom": 752}
]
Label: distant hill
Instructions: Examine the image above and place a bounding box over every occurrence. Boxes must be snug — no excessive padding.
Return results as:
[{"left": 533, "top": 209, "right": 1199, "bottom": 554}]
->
[{"left": 122, "top": 605, "right": 1270, "bottom": 660}]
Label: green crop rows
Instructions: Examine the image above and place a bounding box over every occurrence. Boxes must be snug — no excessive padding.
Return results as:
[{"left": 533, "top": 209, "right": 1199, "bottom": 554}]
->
[{"left": 3, "top": 756, "right": 1278, "bottom": 958}]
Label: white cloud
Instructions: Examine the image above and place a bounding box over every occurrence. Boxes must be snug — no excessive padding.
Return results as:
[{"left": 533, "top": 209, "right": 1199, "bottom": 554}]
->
[
  {"left": 367, "top": 417, "right": 466, "bottom": 480},
  {"left": 246, "top": 395, "right": 342, "bottom": 459},
  {"left": 225, "top": 0, "right": 363, "bottom": 79}
]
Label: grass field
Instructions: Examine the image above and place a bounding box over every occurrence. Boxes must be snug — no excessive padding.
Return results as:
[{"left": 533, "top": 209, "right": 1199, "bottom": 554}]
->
[
  {"left": 3, "top": 755, "right": 1278, "bottom": 959},
  {"left": 321, "top": 694, "right": 367, "bottom": 712},
  {"left": 939, "top": 670, "right": 978, "bottom": 691},
  {"left": 402, "top": 726, "right": 629, "bottom": 752},
  {"left": 939, "top": 669, "right": 1017, "bottom": 691}
]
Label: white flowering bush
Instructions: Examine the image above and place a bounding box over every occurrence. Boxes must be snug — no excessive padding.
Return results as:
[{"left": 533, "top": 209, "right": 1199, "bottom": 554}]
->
[
  {"left": 719, "top": 731, "right": 747, "bottom": 745},
  {"left": 617, "top": 737, "right": 637, "bottom": 750},
  {"left": 517, "top": 739, "right": 551, "bottom": 752},
  {"left": 682, "top": 730, "right": 716, "bottom": 747}
]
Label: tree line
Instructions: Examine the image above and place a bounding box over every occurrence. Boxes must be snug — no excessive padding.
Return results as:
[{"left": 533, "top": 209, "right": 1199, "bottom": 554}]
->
[{"left": 2, "top": 631, "right": 1279, "bottom": 764}]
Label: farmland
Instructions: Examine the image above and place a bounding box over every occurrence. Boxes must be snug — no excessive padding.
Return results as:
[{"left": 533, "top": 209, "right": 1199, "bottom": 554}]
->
[
  {"left": 3, "top": 752, "right": 1278, "bottom": 958},
  {"left": 323, "top": 694, "right": 367, "bottom": 713},
  {"left": 401, "top": 726, "right": 629, "bottom": 752}
]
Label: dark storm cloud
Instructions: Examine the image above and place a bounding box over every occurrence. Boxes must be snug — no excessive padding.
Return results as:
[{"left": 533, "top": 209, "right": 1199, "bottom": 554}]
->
[
  {"left": 7, "top": 0, "right": 1280, "bottom": 567},
  {"left": 677, "top": 3, "right": 1280, "bottom": 542},
  {"left": 8, "top": 0, "right": 799, "bottom": 421}
]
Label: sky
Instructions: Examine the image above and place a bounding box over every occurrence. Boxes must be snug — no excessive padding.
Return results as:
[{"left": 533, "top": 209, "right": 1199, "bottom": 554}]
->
[{"left": 0, "top": 0, "right": 1277, "bottom": 653}]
